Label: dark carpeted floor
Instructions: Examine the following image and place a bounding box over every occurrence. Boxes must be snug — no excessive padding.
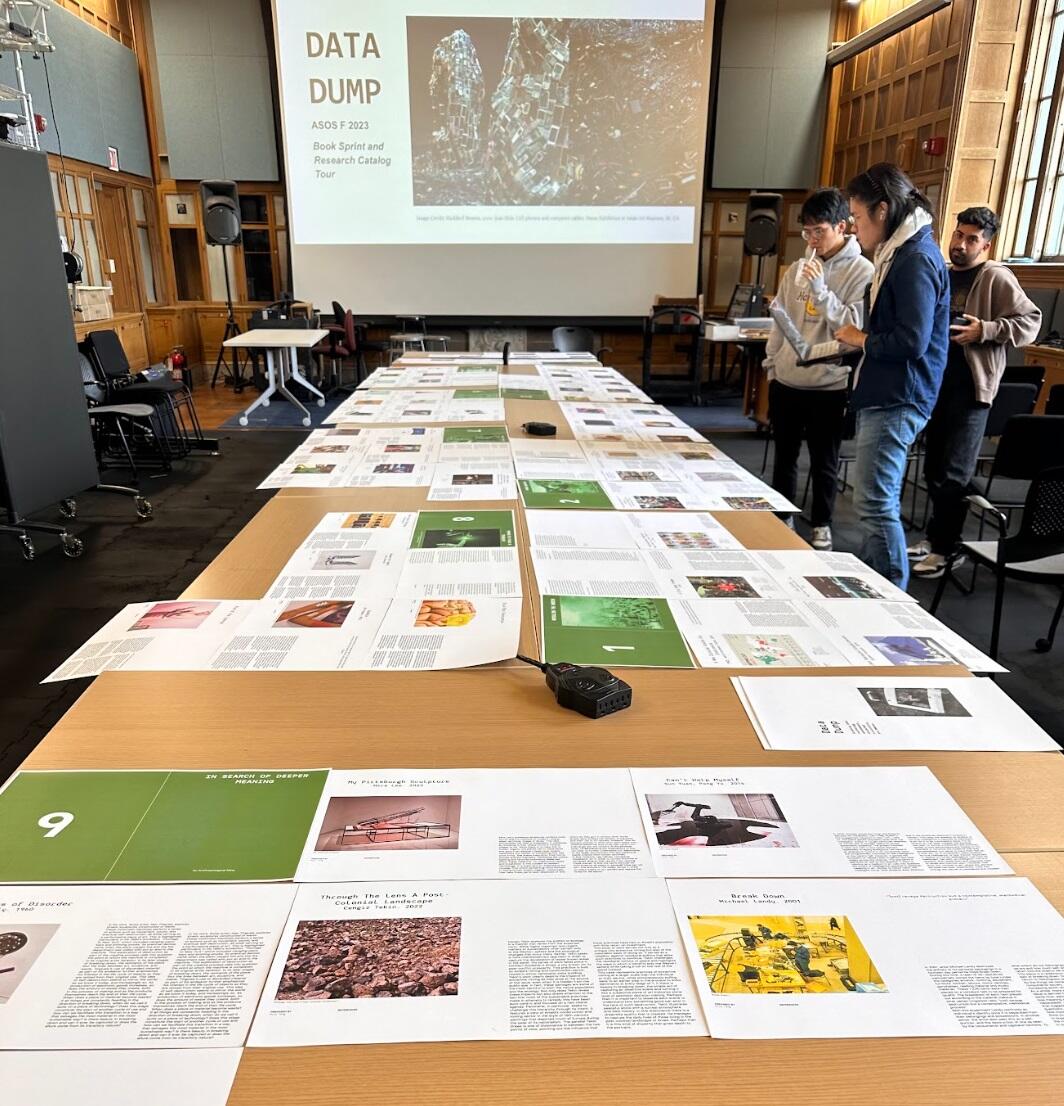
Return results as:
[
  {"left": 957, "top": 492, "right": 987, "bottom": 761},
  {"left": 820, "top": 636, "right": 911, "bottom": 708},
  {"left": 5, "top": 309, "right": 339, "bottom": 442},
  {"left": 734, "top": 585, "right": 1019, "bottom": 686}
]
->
[
  {"left": 0, "top": 430, "right": 300, "bottom": 784},
  {"left": 1, "top": 419, "right": 1061, "bottom": 786}
]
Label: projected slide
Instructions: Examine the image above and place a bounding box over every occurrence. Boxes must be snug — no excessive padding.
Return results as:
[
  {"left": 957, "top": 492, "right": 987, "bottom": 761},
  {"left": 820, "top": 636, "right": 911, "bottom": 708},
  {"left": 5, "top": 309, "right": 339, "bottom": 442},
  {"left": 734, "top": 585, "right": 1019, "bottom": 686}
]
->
[{"left": 274, "top": 2, "right": 709, "bottom": 246}]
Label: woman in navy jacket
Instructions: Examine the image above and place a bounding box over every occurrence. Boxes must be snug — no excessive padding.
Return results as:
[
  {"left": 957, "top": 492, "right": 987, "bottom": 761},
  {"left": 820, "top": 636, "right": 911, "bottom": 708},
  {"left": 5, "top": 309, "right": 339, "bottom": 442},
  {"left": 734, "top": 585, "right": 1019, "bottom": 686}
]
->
[{"left": 835, "top": 163, "right": 949, "bottom": 589}]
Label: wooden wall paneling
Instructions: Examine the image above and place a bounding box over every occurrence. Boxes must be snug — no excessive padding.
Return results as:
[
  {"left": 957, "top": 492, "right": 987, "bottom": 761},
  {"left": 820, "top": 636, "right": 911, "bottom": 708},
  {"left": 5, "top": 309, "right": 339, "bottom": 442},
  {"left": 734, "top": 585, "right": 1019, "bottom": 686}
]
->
[
  {"left": 54, "top": 0, "right": 134, "bottom": 47},
  {"left": 823, "top": 0, "right": 969, "bottom": 200},
  {"left": 941, "top": 0, "right": 1035, "bottom": 251}
]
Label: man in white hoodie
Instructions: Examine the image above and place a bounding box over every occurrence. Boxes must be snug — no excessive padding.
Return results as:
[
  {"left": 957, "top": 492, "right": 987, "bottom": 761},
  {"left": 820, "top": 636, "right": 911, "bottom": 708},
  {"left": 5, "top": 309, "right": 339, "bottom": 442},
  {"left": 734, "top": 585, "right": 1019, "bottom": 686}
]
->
[{"left": 763, "top": 188, "right": 873, "bottom": 550}]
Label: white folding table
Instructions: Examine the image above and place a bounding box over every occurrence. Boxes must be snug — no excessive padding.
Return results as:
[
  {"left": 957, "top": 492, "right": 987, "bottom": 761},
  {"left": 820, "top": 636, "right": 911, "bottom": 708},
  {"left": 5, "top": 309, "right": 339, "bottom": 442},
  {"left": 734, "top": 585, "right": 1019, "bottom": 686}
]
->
[{"left": 223, "top": 328, "right": 329, "bottom": 428}]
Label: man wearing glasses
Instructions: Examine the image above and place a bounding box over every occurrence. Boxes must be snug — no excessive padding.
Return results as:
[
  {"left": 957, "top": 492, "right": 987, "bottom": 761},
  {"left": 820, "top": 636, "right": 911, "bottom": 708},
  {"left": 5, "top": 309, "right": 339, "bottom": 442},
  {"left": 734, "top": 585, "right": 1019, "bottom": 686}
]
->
[{"left": 763, "top": 188, "right": 872, "bottom": 550}]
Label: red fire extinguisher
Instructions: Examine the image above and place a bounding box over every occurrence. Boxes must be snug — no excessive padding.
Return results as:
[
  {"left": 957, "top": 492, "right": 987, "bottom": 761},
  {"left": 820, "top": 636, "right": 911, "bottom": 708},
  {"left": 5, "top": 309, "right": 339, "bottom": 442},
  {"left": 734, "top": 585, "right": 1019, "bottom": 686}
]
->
[{"left": 169, "top": 345, "right": 190, "bottom": 389}]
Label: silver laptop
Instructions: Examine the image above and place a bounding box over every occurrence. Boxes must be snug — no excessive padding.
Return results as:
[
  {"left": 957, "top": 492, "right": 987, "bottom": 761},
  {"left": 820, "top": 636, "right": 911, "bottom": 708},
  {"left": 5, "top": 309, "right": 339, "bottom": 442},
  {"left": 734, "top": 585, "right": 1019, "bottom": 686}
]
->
[{"left": 768, "top": 301, "right": 852, "bottom": 366}]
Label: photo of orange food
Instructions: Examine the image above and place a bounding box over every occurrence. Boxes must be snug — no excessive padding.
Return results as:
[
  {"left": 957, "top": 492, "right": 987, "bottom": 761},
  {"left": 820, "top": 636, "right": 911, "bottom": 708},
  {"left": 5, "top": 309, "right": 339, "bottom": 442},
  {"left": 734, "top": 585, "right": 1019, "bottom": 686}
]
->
[{"left": 414, "top": 600, "right": 477, "bottom": 628}]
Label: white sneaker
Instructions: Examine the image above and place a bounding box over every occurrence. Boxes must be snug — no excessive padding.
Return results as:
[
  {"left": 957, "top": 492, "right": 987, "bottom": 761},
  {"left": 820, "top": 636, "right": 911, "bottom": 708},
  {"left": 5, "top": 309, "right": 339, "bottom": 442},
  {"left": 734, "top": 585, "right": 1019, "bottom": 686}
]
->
[
  {"left": 811, "top": 526, "right": 832, "bottom": 551},
  {"left": 907, "top": 539, "right": 932, "bottom": 559},
  {"left": 912, "top": 552, "right": 966, "bottom": 579}
]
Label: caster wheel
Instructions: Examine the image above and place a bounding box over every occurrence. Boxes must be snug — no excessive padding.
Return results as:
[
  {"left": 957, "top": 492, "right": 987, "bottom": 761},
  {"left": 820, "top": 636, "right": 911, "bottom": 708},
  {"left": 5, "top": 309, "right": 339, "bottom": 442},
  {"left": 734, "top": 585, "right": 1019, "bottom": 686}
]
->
[
  {"left": 262, "top": 398, "right": 270, "bottom": 408},
  {"left": 302, "top": 416, "right": 312, "bottom": 427},
  {"left": 59, "top": 498, "right": 77, "bottom": 520},
  {"left": 135, "top": 497, "right": 154, "bottom": 520},
  {"left": 239, "top": 416, "right": 249, "bottom": 426},
  {"left": 317, "top": 398, "right": 325, "bottom": 407},
  {"left": 19, "top": 535, "right": 35, "bottom": 561},
  {"left": 1035, "top": 638, "right": 1053, "bottom": 653},
  {"left": 61, "top": 534, "right": 84, "bottom": 558}
]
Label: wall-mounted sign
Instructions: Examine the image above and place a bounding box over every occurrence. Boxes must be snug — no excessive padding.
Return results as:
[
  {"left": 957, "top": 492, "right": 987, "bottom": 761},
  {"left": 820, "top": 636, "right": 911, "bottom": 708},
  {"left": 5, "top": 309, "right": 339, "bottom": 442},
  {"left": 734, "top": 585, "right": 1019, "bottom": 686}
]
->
[{"left": 107, "top": 146, "right": 120, "bottom": 172}]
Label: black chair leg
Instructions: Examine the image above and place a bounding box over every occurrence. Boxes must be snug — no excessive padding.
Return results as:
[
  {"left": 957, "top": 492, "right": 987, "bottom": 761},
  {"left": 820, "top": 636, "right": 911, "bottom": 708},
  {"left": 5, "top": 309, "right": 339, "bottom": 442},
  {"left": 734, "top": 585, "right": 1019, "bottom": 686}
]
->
[
  {"left": 1036, "top": 589, "right": 1064, "bottom": 654},
  {"left": 929, "top": 557, "right": 953, "bottom": 614},
  {"left": 989, "top": 566, "right": 1007, "bottom": 661}
]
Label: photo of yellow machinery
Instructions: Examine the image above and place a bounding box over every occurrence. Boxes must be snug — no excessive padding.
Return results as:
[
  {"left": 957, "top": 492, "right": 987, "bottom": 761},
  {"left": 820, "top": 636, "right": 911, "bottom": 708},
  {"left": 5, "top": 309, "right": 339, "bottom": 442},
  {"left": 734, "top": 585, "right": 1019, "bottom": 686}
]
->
[{"left": 687, "top": 914, "right": 888, "bottom": 995}]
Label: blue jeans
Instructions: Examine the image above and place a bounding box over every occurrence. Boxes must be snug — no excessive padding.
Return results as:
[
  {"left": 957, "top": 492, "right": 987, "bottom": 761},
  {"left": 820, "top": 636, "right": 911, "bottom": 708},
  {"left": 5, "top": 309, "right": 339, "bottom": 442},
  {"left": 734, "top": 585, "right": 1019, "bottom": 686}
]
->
[{"left": 852, "top": 405, "right": 928, "bottom": 590}]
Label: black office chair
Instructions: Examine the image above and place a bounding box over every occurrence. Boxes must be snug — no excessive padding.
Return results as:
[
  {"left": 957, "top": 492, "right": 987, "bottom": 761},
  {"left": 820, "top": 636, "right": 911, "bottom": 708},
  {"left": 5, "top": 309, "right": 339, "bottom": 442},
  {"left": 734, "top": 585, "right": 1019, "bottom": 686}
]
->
[
  {"left": 552, "top": 326, "right": 612, "bottom": 362},
  {"left": 972, "top": 413, "right": 1064, "bottom": 517},
  {"left": 930, "top": 465, "right": 1064, "bottom": 660},
  {"left": 1046, "top": 383, "right": 1064, "bottom": 415},
  {"left": 1001, "top": 364, "right": 1046, "bottom": 402},
  {"left": 81, "top": 330, "right": 203, "bottom": 454},
  {"left": 641, "top": 306, "right": 704, "bottom": 405}
]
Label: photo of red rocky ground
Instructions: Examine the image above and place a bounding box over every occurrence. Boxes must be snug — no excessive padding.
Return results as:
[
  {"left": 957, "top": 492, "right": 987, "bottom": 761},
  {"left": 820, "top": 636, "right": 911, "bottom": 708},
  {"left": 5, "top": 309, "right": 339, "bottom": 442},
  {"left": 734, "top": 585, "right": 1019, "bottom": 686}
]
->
[{"left": 276, "top": 917, "right": 461, "bottom": 999}]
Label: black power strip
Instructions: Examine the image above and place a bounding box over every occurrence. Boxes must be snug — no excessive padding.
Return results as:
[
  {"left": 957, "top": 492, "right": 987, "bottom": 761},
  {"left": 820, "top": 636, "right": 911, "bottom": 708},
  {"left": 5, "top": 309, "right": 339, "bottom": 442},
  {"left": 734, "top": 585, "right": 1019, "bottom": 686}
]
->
[{"left": 516, "top": 655, "right": 633, "bottom": 718}]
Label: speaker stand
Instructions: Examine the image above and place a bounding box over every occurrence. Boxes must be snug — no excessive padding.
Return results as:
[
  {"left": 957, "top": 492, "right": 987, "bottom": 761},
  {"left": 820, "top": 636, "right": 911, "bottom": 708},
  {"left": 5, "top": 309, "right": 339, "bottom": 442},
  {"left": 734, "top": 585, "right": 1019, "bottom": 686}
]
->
[{"left": 210, "top": 244, "right": 245, "bottom": 392}]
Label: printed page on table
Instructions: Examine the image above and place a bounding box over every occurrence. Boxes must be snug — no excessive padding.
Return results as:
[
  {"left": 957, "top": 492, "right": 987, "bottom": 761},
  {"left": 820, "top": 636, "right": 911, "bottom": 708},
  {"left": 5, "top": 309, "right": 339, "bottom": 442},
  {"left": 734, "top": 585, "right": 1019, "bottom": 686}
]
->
[
  {"left": 249, "top": 878, "right": 704, "bottom": 1046},
  {"left": 541, "top": 595, "right": 694, "bottom": 668},
  {"left": 437, "top": 425, "right": 512, "bottom": 461},
  {"left": 513, "top": 458, "right": 601, "bottom": 482},
  {"left": 266, "top": 543, "right": 405, "bottom": 602},
  {"left": 0, "top": 769, "right": 328, "bottom": 883},
  {"left": 0, "top": 1050, "right": 242, "bottom": 1106},
  {"left": 361, "top": 595, "right": 521, "bottom": 670},
  {"left": 339, "top": 460, "right": 434, "bottom": 488},
  {"left": 203, "top": 596, "right": 390, "bottom": 672},
  {"left": 650, "top": 440, "right": 729, "bottom": 462},
  {"left": 733, "top": 675, "right": 1059, "bottom": 751},
  {"left": 441, "top": 399, "right": 506, "bottom": 422},
  {"left": 530, "top": 547, "right": 664, "bottom": 598},
  {"left": 295, "top": 768, "right": 653, "bottom": 883},
  {"left": 42, "top": 600, "right": 253, "bottom": 682},
  {"left": 751, "top": 550, "right": 915, "bottom": 604},
  {"left": 670, "top": 598, "right": 851, "bottom": 669},
  {"left": 256, "top": 434, "right": 370, "bottom": 489},
  {"left": 0, "top": 883, "right": 294, "bottom": 1049},
  {"left": 646, "top": 549, "right": 793, "bottom": 602},
  {"left": 799, "top": 599, "right": 1008, "bottom": 673},
  {"left": 401, "top": 510, "right": 522, "bottom": 598},
  {"left": 358, "top": 433, "right": 442, "bottom": 467},
  {"left": 680, "top": 480, "right": 798, "bottom": 513},
  {"left": 525, "top": 510, "right": 640, "bottom": 550},
  {"left": 630, "top": 766, "right": 1010, "bottom": 878},
  {"left": 668, "top": 877, "right": 1064, "bottom": 1039},
  {"left": 519, "top": 476, "right": 617, "bottom": 510},
  {"left": 427, "top": 462, "right": 517, "bottom": 502},
  {"left": 509, "top": 438, "right": 589, "bottom": 468}
]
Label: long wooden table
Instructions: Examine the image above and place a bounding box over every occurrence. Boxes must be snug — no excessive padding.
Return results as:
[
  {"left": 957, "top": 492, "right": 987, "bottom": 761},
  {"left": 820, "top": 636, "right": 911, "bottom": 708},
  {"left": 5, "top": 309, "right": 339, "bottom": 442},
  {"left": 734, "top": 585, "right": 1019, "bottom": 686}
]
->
[{"left": 16, "top": 387, "right": 1064, "bottom": 1105}]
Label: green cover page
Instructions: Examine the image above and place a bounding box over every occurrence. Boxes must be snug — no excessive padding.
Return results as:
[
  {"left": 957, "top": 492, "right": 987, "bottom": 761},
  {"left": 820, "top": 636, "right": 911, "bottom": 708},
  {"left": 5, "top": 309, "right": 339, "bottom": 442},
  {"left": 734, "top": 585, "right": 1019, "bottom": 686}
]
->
[
  {"left": 0, "top": 770, "right": 327, "bottom": 882},
  {"left": 542, "top": 595, "right": 694, "bottom": 668},
  {"left": 443, "top": 426, "right": 509, "bottom": 443},
  {"left": 501, "top": 387, "right": 551, "bottom": 400},
  {"left": 410, "top": 509, "right": 517, "bottom": 548},
  {"left": 519, "top": 479, "right": 615, "bottom": 510},
  {"left": 452, "top": 387, "right": 500, "bottom": 399}
]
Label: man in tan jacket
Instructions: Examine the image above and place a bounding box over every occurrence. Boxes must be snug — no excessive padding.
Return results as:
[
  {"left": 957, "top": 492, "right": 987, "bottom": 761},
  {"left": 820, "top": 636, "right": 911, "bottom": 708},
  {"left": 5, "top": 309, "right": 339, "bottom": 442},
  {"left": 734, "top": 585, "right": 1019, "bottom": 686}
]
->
[{"left": 909, "top": 207, "right": 1042, "bottom": 579}]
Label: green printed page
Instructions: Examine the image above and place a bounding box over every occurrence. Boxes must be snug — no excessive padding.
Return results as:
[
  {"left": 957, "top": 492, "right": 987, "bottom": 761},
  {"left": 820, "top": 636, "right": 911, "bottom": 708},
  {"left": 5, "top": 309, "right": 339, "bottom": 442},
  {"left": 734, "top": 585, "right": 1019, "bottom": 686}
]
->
[
  {"left": 501, "top": 387, "right": 551, "bottom": 400},
  {"left": 452, "top": 387, "right": 500, "bottom": 399},
  {"left": 410, "top": 509, "right": 516, "bottom": 548},
  {"left": 0, "top": 770, "right": 327, "bottom": 882},
  {"left": 542, "top": 595, "right": 694, "bottom": 668},
  {"left": 443, "top": 426, "right": 509, "bottom": 443},
  {"left": 519, "top": 479, "right": 615, "bottom": 510}
]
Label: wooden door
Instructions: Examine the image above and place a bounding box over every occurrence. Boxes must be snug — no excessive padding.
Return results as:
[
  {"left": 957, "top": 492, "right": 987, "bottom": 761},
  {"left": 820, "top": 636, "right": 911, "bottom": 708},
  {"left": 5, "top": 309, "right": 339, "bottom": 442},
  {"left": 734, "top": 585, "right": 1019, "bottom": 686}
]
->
[{"left": 95, "top": 181, "right": 140, "bottom": 315}]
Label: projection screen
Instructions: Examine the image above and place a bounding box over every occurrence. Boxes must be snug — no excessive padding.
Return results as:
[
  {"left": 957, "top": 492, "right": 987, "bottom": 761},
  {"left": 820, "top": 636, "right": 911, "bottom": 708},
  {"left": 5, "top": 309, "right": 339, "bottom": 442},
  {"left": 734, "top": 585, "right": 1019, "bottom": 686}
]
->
[{"left": 273, "top": 1, "right": 715, "bottom": 317}]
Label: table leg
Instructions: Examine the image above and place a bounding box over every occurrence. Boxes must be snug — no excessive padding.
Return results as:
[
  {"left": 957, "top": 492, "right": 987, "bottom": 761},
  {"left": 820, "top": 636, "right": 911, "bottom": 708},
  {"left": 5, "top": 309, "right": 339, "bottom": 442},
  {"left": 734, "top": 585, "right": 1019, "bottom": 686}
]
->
[
  {"left": 286, "top": 344, "right": 326, "bottom": 407},
  {"left": 275, "top": 347, "right": 313, "bottom": 428},
  {"left": 238, "top": 348, "right": 278, "bottom": 426}
]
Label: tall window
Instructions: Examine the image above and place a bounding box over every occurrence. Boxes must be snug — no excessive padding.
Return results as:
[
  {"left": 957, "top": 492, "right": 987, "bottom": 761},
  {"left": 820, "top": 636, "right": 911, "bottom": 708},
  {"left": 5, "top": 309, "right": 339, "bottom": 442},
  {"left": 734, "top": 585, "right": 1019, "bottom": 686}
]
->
[
  {"left": 1006, "top": 0, "right": 1064, "bottom": 260},
  {"left": 51, "top": 168, "right": 103, "bottom": 285}
]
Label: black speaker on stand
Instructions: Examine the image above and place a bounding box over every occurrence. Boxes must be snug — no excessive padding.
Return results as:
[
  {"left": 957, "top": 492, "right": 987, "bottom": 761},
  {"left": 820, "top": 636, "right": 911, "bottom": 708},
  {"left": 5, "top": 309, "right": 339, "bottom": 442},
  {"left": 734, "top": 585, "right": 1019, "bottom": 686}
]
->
[
  {"left": 743, "top": 191, "right": 782, "bottom": 314},
  {"left": 201, "top": 180, "right": 245, "bottom": 391}
]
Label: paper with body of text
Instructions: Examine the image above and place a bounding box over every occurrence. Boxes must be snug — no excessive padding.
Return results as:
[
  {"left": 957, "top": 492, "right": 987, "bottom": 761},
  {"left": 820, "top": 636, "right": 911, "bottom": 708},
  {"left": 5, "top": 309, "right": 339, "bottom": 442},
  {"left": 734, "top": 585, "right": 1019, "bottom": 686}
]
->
[
  {"left": 630, "top": 767, "right": 1009, "bottom": 878},
  {"left": 669, "top": 877, "right": 1064, "bottom": 1039},
  {"left": 733, "top": 675, "right": 1059, "bottom": 751},
  {"left": 0, "top": 1049, "right": 242, "bottom": 1106},
  {"left": 0, "top": 883, "right": 294, "bottom": 1048},
  {"left": 296, "top": 768, "right": 653, "bottom": 883},
  {"left": 0, "top": 769, "right": 327, "bottom": 883},
  {"left": 249, "top": 878, "right": 704, "bottom": 1045},
  {"left": 525, "top": 510, "right": 742, "bottom": 552}
]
